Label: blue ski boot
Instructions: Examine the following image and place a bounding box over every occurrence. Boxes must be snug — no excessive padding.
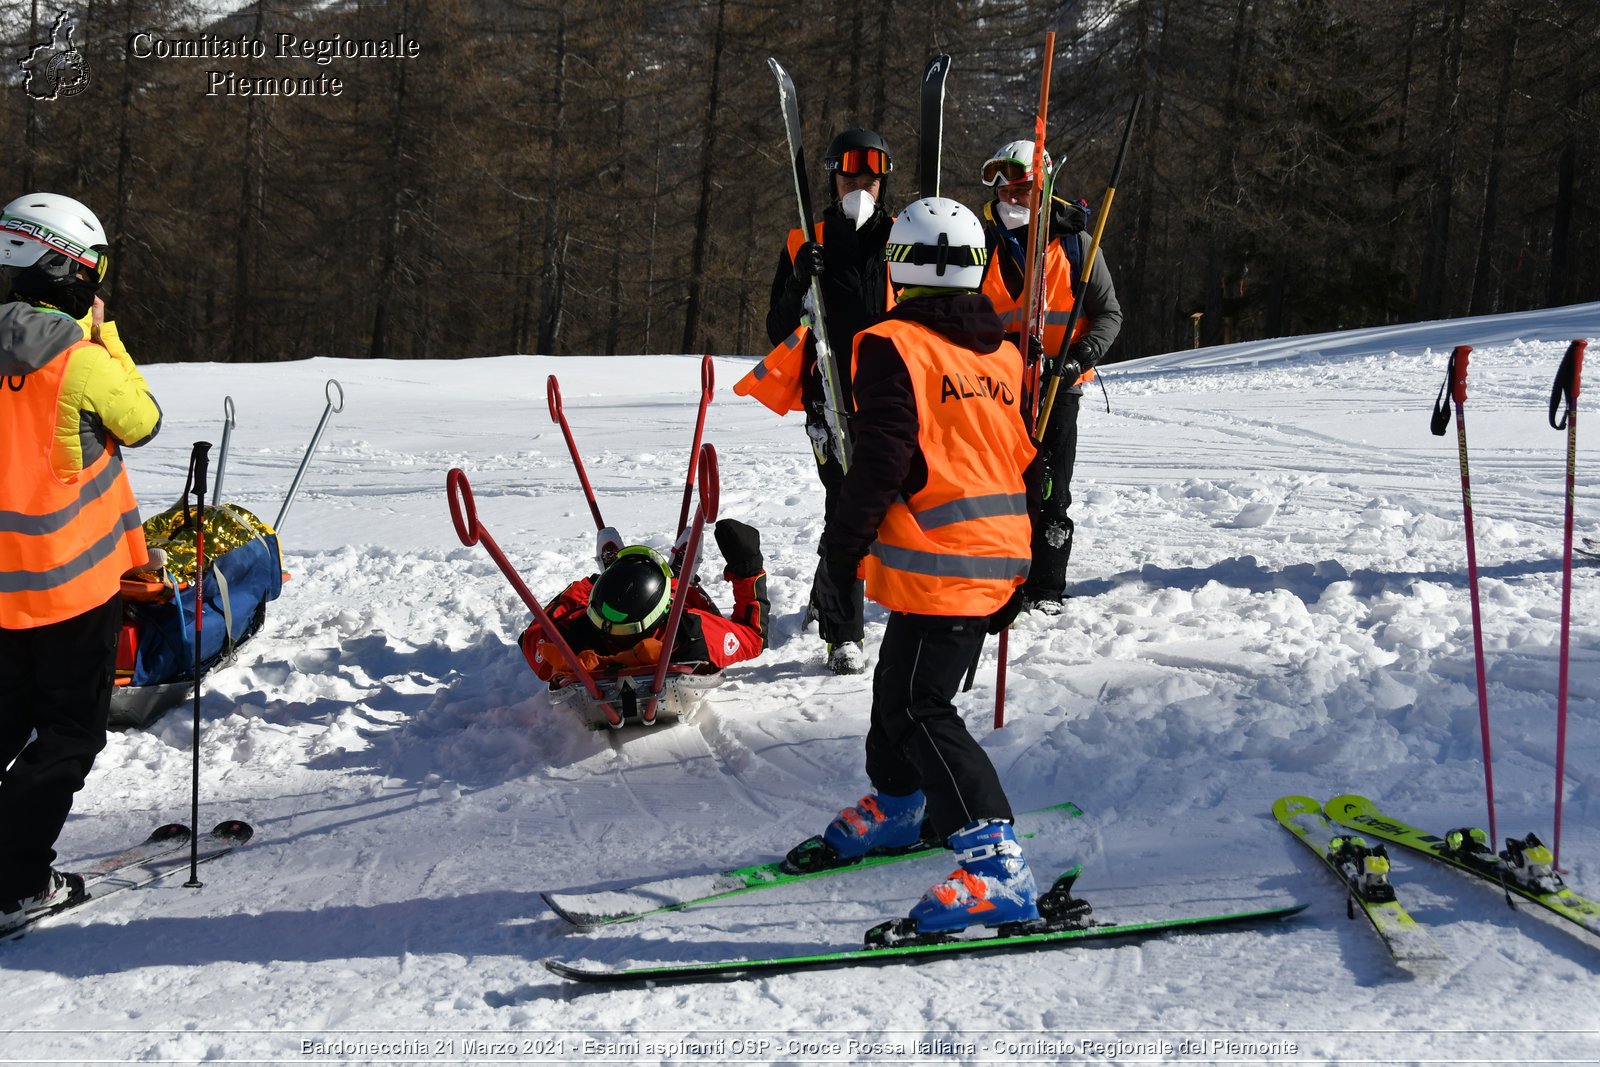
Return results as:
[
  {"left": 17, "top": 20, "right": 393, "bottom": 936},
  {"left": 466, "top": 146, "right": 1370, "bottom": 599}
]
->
[
  {"left": 907, "top": 819, "right": 1039, "bottom": 934},
  {"left": 782, "top": 790, "right": 928, "bottom": 874}
]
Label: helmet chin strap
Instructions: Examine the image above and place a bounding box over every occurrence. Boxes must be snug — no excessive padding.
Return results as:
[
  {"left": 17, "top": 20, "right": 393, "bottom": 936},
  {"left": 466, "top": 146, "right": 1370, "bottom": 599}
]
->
[{"left": 840, "top": 188, "right": 876, "bottom": 230}]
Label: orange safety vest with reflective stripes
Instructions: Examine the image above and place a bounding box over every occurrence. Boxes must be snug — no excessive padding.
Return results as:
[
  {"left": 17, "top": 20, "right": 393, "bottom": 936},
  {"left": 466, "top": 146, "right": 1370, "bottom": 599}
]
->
[
  {"left": 982, "top": 236, "right": 1093, "bottom": 387},
  {"left": 852, "top": 318, "right": 1034, "bottom": 617},
  {"left": 0, "top": 339, "right": 149, "bottom": 629},
  {"left": 735, "top": 222, "right": 896, "bottom": 414}
]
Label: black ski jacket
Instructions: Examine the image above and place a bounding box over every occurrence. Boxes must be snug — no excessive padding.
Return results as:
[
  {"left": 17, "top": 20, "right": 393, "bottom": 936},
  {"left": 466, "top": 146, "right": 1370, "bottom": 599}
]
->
[{"left": 765, "top": 203, "right": 893, "bottom": 414}]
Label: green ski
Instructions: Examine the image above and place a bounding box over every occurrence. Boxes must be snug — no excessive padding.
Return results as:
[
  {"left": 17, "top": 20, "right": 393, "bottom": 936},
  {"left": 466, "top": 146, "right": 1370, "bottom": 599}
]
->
[{"left": 541, "top": 801, "right": 1083, "bottom": 927}]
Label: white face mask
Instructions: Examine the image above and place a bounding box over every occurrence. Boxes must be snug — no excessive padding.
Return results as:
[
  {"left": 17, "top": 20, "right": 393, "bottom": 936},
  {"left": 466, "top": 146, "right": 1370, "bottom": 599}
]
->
[
  {"left": 840, "top": 188, "right": 876, "bottom": 230},
  {"left": 996, "top": 201, "right": 1031, "bottom": 231}
]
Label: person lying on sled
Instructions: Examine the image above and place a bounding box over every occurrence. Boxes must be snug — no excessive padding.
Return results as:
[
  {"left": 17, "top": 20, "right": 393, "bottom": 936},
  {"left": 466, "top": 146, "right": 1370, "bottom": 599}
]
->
[{"left": 521, "top": 519, "right": 768, "bottom": 682}]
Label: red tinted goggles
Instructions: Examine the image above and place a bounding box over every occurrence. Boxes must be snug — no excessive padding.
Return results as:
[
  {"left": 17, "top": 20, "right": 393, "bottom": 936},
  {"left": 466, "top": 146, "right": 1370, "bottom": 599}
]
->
[
  {"left": 828, "top": 147, "right": 890, "bottom": 178},
  {"left": 981, "top": 158, "right": 1032, "bottom": 188}
]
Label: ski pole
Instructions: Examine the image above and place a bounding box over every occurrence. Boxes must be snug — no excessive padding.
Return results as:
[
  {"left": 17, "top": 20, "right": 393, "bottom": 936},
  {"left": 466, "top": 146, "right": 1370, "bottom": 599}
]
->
[
  {"left": 212, "top": 396, "right": 235, "bottom": 502},
  {"left": 547, "top": 375, "right": 607, "bottom": 530},
  {"left": 1430, "top": 345, "right": 1498, "bottom": 852},
  {"left": 1035, "top": 93, "right": 1141, "bottom": 443},
  {"left": 274, "top": 378, "right": 343, "bottom": 533},
  {"left": 1018, "top": 31, "right": 1055, "bottom": 429},
  {"left": 447, "top": 468, "right": 621, "bottom": 727},
  {"left": 675, "top": 355, "right": 715, "bottom": 542},
  {"left": 1547, "top": 338, "right": 1586, "bottom": 870},
  {"left": 994, "top": 629, "right": 1008, "bottom": 730},
  {"left": 182, "top": 442, "right": 212, "bottom": 889},
  {"left": 644, "top": 443, "right": 720, "bottom": 727}
]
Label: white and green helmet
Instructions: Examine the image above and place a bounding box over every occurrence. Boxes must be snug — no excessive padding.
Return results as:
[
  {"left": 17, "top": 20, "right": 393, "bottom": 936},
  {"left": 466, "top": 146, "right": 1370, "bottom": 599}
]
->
[
  {"left": 0, "top": 192, "right": 107, "bottom": 273},
  {"left": 885, "top": 197, "right": 988, "bottom": 290},
  {"left": 980, "top": 140, "right": 1053, "bottom": 189}
]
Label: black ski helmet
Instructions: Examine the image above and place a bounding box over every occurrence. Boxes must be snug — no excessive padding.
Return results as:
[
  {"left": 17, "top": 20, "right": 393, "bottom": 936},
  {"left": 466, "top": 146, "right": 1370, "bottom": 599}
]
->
[
  {"left": 824, "top": 128, "right": 893, "bottom": 201},
  {"left": 587, "top": 546, "right": 673, "bottom": 636}
]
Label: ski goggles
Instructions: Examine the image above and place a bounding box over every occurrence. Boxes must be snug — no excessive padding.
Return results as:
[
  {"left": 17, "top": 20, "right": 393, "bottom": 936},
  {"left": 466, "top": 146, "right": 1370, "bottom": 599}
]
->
[
  {"left": 827, "top": 147, "right": 891, "bottom": 178},
  {"left": 980, "top": 158, "right": 1035, "bottom": 188},
  {"left": 0, "top": 214, "right": 106, "bottom": 278}
]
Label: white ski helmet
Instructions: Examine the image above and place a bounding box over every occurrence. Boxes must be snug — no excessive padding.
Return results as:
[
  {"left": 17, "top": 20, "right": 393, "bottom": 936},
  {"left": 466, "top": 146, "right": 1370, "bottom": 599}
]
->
[
  {"left": 0, "top": 192, "right": 107, "bottom": 271},
  {"left": 885, "top": 197, "right": 988, "bottom": 290},
  {"left": 981, "top": 140, "right": 1053, "bottom": 188}
]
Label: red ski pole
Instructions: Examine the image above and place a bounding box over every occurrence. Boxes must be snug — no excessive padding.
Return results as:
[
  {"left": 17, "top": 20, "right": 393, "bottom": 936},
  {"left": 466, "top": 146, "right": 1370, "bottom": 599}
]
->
[
  {"left": 1547, "top": 339, "right": 1586, "bottom": 869},
  {"left": 1431, "top": 345, "right": 1497, "bottom": 850},
  {"left": 447, "top": 468, "right": 621, "bottom": 727},
  {"left": 675, "top": 356, "right": 716, "bottom": 545},
  {"left": 547, "top": 375, "right": 606, "bottom": 531},
  {"left": 644, "top": 444, "right": 719, "bottom": 727}
]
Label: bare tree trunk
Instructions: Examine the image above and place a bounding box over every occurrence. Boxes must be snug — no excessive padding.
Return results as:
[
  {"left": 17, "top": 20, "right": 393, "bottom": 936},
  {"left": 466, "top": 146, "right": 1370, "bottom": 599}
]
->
[
  {"left": 371, "top": 0, "right": 414, "bottom": 359},
  {"left": 1468, "top": 5, "right": 1519, "bottom": 317},
  {"left": 536, "top": 9, "right": 569, "bottom": 355},
  {"left": 680, "top": 0, "right": 729, "bottom": 354},
  {"left": 1416, "top": 0, "right": 1467, "bottom": 320}
]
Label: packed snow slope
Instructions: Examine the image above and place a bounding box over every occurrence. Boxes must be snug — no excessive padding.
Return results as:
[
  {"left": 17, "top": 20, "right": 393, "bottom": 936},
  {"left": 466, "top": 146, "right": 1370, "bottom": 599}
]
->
[{"left": 5, "top": 303, "right": 1599, "bottom": 1064}]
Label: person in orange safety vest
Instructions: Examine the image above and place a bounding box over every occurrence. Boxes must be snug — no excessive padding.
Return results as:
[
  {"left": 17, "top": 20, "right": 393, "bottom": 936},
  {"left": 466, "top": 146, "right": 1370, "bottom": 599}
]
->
[
  {"left": 0, "top": 193, "right": 162, "bottom": 931},
  {"left": 792, "top": 196, "right": 1048, "bottom": 938},
  {"left": 979, "top": 140, "right": 1122, "bottom": 614}
]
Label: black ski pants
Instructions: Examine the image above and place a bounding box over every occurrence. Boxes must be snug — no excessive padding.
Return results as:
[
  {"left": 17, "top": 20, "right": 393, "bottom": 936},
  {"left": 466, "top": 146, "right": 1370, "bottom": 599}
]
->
[
  {"left": 0, "top": 593, "right": 122, "bottom": 901},
  {"left": 1024, "top": 392, "right": 1080, "bottom": 600},
  {"left": 863, "top": 611, "right": 1012, "bottom": 841},
  {"left": 808, "top": 440, "right": 865, "bottom": 644}
]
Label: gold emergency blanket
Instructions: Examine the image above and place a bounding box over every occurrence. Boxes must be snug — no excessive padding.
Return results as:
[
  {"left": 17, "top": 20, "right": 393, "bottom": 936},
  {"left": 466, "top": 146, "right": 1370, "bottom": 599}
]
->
[{"left": 142, "top": 503, "right": 277, "bottom": 584}]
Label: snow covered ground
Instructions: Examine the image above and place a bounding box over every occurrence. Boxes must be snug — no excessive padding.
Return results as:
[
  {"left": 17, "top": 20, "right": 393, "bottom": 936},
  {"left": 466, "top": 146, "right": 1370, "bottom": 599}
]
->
[{"left": 5, "top": 304, "right": 1599, "bottom": 1064}]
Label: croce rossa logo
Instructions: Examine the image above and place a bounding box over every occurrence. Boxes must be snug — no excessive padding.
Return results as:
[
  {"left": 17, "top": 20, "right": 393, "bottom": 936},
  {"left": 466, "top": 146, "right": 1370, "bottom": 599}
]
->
[{"left": 18, "top": 11, "right": 90, "bottom": 100}]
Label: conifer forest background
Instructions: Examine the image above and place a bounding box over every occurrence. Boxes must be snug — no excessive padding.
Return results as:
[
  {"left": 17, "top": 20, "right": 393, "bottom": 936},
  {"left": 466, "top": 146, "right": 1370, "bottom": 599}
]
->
[{"left": 2, "top": 0, "right": 1596, "bottom": 366}]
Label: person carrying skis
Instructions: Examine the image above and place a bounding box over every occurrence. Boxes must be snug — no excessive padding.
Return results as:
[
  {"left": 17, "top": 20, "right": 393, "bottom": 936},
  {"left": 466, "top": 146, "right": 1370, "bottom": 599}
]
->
[
  {"left": 980, "top": 140, "right": 1122, "bottom": 613},
  {"left": 798, "top": 197, "right": 1043, "bottom": 936},
  {"left": 0, "top": 192, "right": 162, "bottom": 930},
  {"left": 521, "top": 519, "right": 769, "bottom": 685},
  {"left": 745, "top": 128, "right": 897, "bottom": 676}
]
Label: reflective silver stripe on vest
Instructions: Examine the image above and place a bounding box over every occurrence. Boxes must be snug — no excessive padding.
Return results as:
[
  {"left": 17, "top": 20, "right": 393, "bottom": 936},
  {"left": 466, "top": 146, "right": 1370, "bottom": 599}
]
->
[
  {"left": 0, "top": 460, "right": 125, "bottom": 535},
  {"left": 1043, "top": 310, "right": 1073, "bottom": 325},
  {"left": 752, "top": 330, "right": 805, "bottom": 380},
  {"left": 911, "top": 492, "right": 1028, "bottom": 532},
  {"left": 870, "top": 542, "right": 1029, "bottom": 581},
  {"left": 0, "top": 506, "right": 142, "bottom": 593},
  {"left": 996, "top": 309, "right": 1025, "bottom": 331}
]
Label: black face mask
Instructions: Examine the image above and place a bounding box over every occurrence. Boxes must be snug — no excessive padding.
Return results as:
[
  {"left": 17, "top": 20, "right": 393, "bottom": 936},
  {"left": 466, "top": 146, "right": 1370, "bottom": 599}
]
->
[{"left": 9, "top": 263, "right": 99, "bottom": 319}]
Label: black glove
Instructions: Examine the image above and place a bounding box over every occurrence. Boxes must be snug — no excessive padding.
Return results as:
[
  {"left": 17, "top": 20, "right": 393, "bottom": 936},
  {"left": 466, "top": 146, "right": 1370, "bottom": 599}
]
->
[
  {"left": 1066, "top": 338, "right": 1098, "bottom": 372},
  {"left": 787, "top": 242, "right": 825, "bottom": 294},
  {"left": 714, "top": 518, "right": 764, "bottom": 579},
  {"left": 1050, "top": 197, "right": 1089, "bottom": 237},
  {"left": 1027, "top": 335, "right": 1045, "bottom": 364},
  {"left": 811, "top": 553, "right": 858, "bottom": 625},
  {"left": 988, "top": 588, "right": 1025, "bottom": 634}
]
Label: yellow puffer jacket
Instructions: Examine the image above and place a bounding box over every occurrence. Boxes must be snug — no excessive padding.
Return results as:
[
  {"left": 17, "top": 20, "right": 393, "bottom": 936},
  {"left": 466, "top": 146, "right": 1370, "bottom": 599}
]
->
[{"left": 50, "top": 309, "right": 162, "bottom": 475}]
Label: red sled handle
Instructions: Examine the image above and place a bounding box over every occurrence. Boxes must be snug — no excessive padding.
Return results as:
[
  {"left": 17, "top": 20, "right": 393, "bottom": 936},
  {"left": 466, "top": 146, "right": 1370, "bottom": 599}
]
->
[
  {"left": 642, "top": 443, "right": 720, "bottom": 726},
  {"left": 446, "top": 467, "right": 619, "bottom": 724}
]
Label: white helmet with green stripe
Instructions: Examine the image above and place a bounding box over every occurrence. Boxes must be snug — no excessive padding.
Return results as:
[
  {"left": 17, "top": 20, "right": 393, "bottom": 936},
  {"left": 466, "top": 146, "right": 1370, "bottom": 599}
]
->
[{"left": 885, "top": 197, "right": 988, "bottom": 290}]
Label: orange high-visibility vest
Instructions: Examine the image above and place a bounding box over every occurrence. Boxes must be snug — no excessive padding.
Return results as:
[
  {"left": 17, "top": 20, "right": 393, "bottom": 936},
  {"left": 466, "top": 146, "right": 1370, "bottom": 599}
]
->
[
  {"left": 735, "top": 222, "right": 896, "bottom": 414},
  {"left": 982, "top": 235, "right": 1093, "bottom": 387},
  {"left": 852, "top": 318, "right": 1034, "bottom": 617},
  {"left": 0, "top": 340, "right": 148, "bottom": 628}
]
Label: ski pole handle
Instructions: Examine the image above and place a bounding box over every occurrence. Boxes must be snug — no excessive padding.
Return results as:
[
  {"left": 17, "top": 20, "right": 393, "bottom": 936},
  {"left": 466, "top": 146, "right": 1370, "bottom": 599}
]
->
[
  {"left": 1549, "top": 339, "right": 1586, "bottom": 430},
  {"left": 1451, "top": 345, "right": 1471, "bottom": 405},
  {"left": 676, "top": 356, "right": 716, "bottom": 538}
]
